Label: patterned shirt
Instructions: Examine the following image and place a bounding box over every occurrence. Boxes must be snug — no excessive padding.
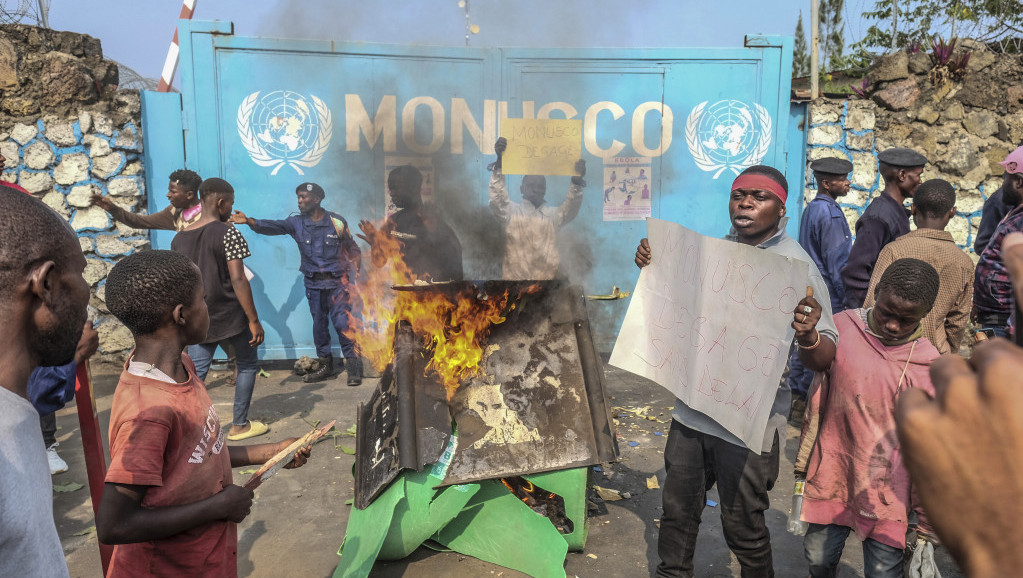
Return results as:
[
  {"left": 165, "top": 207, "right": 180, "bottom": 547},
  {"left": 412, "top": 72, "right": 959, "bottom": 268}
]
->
[
  {"left": 172, "top": 222, "right": 252, "bottom": 343},
  {"left": 974, "top": 205, "right": 1023, "bottom": 318},
  {"left": 864, "top": 228, "right": 975, "bottom": 354}
]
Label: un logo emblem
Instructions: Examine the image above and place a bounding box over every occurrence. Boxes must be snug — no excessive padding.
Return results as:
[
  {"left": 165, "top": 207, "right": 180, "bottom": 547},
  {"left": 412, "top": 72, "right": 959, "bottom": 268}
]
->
[
  {"left": 685, "top": 100, "right": 772, "bottom": 179},
  {"left": 237, "top": 91, "right": 333, "bottom": 176}
]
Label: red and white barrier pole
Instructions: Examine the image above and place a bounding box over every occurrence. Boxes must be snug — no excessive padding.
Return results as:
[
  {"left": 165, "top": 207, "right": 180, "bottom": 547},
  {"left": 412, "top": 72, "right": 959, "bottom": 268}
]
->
[
  {"left": 74, "top": 362, "right": 112, "bottom": 574},
  {"left": 156, "top": 0, "right": 197, "bottom": 92}
]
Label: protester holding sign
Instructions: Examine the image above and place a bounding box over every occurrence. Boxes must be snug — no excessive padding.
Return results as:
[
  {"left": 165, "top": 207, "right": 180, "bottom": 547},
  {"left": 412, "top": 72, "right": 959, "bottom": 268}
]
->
[
  {"left": 633, "top": 165, "right": 838, "bottom": 578},
  {"left": 232, "top": 182, "right": 364, "bottom": 385},
  {"left": 489, "top": 136, "right": 586, "bottom": 280},
  {"left": 795, "top": 258, "right": 941, "bottom": 577}
]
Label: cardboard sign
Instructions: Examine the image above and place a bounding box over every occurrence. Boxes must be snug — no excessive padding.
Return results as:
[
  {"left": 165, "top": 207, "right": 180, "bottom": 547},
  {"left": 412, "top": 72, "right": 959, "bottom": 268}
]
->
[
  {"left": 609, "top": 219, "right": 808, "bottom": 451},
  {"left": 501, "top": 118, "right": 582, "bottom": 176}
]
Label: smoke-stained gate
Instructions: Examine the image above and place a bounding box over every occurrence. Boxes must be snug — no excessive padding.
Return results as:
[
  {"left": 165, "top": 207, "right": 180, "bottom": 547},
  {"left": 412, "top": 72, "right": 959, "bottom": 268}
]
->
[{"left": 141, "top": 20, "right": 795, "bottom": 357}]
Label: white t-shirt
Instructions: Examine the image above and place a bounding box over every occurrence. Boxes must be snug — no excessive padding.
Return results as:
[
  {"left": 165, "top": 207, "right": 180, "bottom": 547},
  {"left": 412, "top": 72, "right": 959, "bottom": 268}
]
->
[{"left": 0, "top": 386, "right": 70, "bottom": 577}]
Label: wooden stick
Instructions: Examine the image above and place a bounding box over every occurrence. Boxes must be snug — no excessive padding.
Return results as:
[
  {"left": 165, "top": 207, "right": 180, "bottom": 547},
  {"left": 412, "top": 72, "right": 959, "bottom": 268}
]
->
[{"left": 244, "top": 420, "right": 336, "bottom": 491}]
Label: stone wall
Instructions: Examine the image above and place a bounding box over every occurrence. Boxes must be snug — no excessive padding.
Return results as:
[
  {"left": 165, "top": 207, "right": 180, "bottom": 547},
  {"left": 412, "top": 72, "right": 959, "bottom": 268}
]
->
[
  {"left": 805, "top": 42, "right": 1023, "bottom": 254},
  {"left": 0, "top": 25, "right": 144, "bottom": 360}
]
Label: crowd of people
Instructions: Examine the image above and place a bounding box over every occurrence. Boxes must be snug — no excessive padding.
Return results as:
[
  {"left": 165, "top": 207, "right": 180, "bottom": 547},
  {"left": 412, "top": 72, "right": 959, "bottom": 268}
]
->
[
  {"left": 4, "top": 127, "right": 1023, "bottom": 577},
  {"left": 0, "top": 140, "right": 583, "bottom": 576},
  {"left": 637, "top": 144, "right": 1023, "bottom": 578}
]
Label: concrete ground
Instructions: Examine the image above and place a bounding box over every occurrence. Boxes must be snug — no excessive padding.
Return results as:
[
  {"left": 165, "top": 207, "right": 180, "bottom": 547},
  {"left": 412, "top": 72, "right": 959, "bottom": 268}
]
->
[{"left": 55, "top": 361, "right": 964, "bottom": 577}]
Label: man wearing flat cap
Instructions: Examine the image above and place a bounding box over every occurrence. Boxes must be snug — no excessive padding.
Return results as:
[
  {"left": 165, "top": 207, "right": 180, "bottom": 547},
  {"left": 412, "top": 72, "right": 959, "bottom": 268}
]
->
[
  {"left": 787, "top": 156, "right": 853, "bottom": 419},
  {"left": 840, "top": 147, "right": 926, "bottom": 309}
]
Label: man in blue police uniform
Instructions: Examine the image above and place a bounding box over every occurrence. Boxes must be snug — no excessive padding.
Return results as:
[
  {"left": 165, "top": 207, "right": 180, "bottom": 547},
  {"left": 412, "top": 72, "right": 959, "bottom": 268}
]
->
[
  {"left": 232, "top": 182, "right": 363, "bottom": 385},
  {"left": 841, "top": 147, "right": 927, "bottom": 310},
  {"left": 787, "top": 156, "right": 853, "bottom": 419}
]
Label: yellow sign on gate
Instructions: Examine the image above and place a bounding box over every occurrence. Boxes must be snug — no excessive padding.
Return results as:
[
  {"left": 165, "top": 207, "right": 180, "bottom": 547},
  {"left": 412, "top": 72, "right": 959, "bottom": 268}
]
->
[{"left": 501, "top": 118, "right": 583, "bottom": 176}]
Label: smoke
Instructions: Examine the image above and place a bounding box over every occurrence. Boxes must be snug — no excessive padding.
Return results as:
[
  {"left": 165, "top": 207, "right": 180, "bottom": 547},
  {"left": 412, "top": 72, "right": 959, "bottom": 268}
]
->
[
  {"left": 247, "top": 0, "right": 696, "bottom": 288},
  {"left": 255, "top": 0, "right": 658, "bottom": 49}
]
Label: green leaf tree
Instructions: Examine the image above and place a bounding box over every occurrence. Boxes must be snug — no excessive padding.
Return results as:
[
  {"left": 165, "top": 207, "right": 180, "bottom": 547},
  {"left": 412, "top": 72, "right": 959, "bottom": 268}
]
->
[
  {"left": 794, "top": 11, "right": 811, "bottom": 77},
  {"left": 852, "top": 0, "right": 1023, "bottom": 53},
  {"left": 822, "top": 0, "right": 847, "bottom": 69}
]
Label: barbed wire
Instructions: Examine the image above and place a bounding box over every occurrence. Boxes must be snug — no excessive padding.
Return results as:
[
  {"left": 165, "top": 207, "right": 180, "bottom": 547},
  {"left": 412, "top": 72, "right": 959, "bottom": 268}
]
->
[
  {"left": 0, "top": 0, "right": 46, "bottom": 26},
  {"left": 115, "top": 62, "right": 161, "bottom": 91}
]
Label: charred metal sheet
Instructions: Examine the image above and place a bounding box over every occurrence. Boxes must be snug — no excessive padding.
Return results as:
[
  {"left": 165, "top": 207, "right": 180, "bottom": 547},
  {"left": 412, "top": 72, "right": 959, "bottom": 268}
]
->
[
  {"left": 356, "top": 280, "right": 617, "bottom": 504},
  {"left": 440, "top": 282, "right": 619, "bottom": 486},
  {"left": 354, "top": 365, "right": 399, "bottom": 509},
  {"left": 572, "top": 291, "right": 619, "bottom": 464},
  {"left": 354, "top": 323, "right": 449, "bottom": 509}
]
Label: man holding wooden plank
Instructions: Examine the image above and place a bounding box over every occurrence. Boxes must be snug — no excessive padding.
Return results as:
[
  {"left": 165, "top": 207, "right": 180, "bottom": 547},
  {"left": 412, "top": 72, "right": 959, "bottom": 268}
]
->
[
  {"left": 489, "top": 130, "right": 586, "bottom": 281},
  {"left": 629, "top": 165, "right": 838, "bottom": 578}
]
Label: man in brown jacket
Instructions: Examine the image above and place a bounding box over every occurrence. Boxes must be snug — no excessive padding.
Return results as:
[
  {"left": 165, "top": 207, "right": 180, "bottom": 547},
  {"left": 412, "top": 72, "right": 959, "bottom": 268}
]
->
[{"left": 864, "top": 179, "right": 974, "bottom": 354}]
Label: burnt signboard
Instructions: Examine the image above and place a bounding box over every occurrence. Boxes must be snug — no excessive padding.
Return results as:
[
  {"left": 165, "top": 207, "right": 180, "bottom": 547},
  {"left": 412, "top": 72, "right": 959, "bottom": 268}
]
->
[{"left": 354, "top": 281, "right": 618, "bottom": 508}]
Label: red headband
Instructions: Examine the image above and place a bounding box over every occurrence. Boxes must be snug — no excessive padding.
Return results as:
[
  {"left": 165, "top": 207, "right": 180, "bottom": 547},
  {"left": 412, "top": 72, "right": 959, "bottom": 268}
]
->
[{"left": 731, "top": 174, "right": 787, "bottom": 203}]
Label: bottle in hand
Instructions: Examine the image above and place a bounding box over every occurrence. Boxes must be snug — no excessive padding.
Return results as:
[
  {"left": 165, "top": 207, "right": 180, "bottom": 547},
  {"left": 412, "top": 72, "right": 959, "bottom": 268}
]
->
[{"left": 788, "top": 478, "right": 809, "bottom": 535}]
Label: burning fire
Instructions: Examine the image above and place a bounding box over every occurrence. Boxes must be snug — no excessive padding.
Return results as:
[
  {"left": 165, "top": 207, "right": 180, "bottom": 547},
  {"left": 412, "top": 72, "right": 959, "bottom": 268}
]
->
[
  {"left": 500, "top": 476, "right": 573, "bottom": 533},
  {"left": 346, "top": 220, "right": 540, "bottom": 398}
]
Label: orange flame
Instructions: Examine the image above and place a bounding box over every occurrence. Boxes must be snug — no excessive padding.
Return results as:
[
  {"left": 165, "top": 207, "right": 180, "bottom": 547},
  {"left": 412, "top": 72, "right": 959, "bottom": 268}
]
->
[{"left": 346, "top": 220, "right": 539, "bottom": 399}]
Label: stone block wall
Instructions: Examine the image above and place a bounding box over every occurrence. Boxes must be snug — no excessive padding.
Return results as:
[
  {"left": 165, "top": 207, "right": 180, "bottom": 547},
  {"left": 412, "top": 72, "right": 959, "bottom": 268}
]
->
[
  {"left": 804, "top": 42, "right": 1023, "bottom": 255},
  {"left": 0, "top": 25, "right": 145, "bottom": 360}
]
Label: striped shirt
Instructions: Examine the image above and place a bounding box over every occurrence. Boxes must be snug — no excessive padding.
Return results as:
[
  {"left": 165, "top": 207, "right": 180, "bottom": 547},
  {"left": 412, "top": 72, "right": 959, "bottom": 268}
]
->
[
  {"left": 863, "top": 228, "right": 974, "bottom": 354},
  {"left": 975, "top": 205, "right": 1023, "bottom": 319}
]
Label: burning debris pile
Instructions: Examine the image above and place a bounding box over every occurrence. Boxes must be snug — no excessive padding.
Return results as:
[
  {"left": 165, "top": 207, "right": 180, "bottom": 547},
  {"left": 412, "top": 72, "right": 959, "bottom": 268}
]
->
[{"left": 335, "top": 229, "right": 618, "bottom": 577}]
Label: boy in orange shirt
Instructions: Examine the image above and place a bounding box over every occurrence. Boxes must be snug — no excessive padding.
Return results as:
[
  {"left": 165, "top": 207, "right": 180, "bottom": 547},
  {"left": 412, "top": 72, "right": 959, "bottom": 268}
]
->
[{"left": 96, "top": 250, "right": 311, "bottom": 577}]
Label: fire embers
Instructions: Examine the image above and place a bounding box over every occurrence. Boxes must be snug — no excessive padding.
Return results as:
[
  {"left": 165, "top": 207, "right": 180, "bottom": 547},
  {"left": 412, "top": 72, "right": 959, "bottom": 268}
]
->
[{"left": 500, "top": 476, "right": 574, "bottom": 534}]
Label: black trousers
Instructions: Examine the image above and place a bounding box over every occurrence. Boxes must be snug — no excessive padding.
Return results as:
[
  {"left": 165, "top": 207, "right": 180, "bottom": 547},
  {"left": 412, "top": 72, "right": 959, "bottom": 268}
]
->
[
  {"left": 40, "top": 411, "right": 57, "bottom": 448},
  {"left": 656, "top": 420, "right": 780, "bottom": 578}
]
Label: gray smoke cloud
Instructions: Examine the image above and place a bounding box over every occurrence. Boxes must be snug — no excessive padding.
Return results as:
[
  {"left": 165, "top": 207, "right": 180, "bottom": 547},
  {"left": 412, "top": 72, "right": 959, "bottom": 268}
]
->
[{"left": 252, "top": 0, "right": 698, "bottom": 287}]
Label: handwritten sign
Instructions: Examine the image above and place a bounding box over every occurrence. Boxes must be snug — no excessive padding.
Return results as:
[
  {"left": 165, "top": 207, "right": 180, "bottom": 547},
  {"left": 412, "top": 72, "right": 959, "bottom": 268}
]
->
[
  {"left": 609, "top": 219, "right": 808, "bottom": 451},
  {"left": 501, "top": 118, "right": 582, "bottom": 176}
]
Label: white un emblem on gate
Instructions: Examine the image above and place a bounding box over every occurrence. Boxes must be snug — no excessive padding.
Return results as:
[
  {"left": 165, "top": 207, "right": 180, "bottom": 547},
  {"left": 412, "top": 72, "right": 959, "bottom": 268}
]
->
[
  {"left": 685, "top": 100, "right": 772, "bottom": 179},
  {"left": 237, "top": 90, "right": 333, "bottom": 176}
]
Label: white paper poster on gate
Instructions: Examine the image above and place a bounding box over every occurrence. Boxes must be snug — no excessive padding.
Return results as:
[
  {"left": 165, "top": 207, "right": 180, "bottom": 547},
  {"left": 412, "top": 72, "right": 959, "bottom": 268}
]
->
[
  {"left": 602, "top": 156, "right": 652, "bottom": 221},
  {"left": 609, "top": 219, "right": 808, "bottom": 451}
]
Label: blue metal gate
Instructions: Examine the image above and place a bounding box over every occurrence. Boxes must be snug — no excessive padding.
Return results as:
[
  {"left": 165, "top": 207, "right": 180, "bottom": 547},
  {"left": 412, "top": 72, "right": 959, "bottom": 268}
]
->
[{"left": 141, "top": 20, "right": 795, "bottom": 356}]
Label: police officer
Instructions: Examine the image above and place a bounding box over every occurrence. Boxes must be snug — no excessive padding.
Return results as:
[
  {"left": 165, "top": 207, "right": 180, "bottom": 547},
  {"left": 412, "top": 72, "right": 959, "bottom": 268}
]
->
[
  {"left": 788, "top": 156, "right": 853, "bottom": 422},
  {"left": 841, "top": 147, "right": 927, "bottom": 309},
  {"left": 232, "top": 182, "right": 363, "bottom": 385}
]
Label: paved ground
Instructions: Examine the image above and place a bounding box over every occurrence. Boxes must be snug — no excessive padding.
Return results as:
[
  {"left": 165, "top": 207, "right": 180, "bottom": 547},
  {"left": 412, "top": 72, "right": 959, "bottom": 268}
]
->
[{"left": 55, "top": 360, "right": 964, "bottom": 577}]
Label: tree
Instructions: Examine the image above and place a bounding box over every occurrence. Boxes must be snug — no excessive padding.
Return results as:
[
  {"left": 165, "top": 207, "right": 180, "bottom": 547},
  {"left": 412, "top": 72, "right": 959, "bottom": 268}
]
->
[
  {"left": 794, "top": 11, "right": 811, "bottom": 77},
  {"left": 852, "top": 0, "right": 1023, "bottom": 53},
  {"left": 819, "top": 0, "right": 847, "bottom": 69}
]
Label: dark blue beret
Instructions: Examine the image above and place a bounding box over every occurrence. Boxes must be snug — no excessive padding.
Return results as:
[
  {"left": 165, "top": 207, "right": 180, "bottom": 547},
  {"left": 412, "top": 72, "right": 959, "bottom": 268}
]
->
[{"left": 877, "top": 148, "right": 927, "bottom": 168}]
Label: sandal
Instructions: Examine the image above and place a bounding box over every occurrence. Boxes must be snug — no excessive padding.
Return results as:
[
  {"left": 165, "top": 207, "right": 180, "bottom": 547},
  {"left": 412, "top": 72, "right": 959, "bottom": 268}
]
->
[{"left": 227, "top": 420, "right": 269, "bottom": 441}]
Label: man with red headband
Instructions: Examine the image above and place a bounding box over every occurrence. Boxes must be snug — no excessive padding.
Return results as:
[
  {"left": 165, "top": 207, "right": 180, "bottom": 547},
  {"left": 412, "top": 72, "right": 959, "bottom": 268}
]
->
[{"left": 635, "top": 165, "right": 838, "bottom": 578}]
